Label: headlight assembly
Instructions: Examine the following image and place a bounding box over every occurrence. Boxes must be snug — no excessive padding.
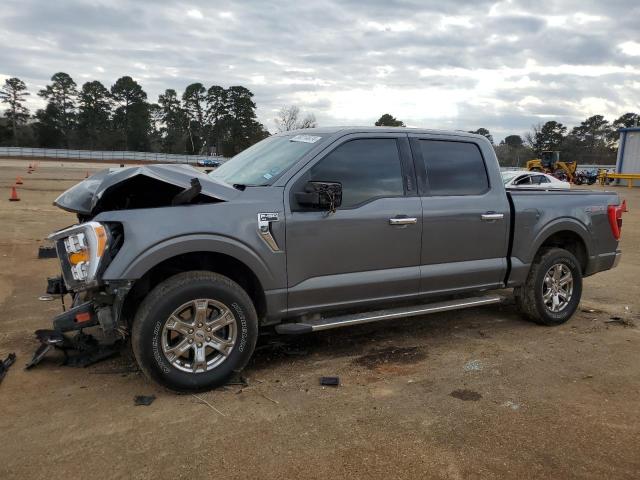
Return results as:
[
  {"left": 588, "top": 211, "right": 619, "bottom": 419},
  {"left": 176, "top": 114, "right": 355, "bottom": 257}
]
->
[{"left": 48, "top": 222, "right": 110, "bottom": 289}]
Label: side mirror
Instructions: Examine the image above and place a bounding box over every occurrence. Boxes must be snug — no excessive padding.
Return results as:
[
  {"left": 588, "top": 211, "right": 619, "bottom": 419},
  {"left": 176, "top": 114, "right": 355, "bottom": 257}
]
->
[{"left": 295, "top": 181, "right": 342, "bottom": 211}]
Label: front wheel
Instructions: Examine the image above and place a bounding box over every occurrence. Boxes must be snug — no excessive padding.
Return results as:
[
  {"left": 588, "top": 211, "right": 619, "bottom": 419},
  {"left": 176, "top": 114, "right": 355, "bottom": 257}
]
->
[
  {"left": 515, "top": 248, "right": 582, "bottom": 325},
  {"left": 132, "top": 271, "right": 258, "bottom": 392}
]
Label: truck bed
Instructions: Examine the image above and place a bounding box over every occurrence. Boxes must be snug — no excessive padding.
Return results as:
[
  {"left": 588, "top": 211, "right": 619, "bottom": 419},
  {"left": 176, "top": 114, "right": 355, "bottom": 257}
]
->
[{"left": 506, "top": 188, "right": 621, "bottom": 286}]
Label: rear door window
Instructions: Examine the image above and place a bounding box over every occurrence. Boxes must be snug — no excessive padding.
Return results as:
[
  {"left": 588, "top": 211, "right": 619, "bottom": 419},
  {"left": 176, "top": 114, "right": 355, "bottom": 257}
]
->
[{"left": 418, "top": 140, "right": 489, "bottom": 195}]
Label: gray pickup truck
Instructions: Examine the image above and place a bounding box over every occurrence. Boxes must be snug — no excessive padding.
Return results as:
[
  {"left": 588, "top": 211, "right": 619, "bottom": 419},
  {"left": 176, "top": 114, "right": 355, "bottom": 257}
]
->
[{"left": 41, "top": 127, "right": 624, "bottom": 391}]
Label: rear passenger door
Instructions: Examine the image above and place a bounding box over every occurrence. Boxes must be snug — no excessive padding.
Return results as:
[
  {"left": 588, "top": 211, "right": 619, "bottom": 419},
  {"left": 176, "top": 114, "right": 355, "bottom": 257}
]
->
[{"left": 409, "top": 135, "right": 510, "bottom": 295}]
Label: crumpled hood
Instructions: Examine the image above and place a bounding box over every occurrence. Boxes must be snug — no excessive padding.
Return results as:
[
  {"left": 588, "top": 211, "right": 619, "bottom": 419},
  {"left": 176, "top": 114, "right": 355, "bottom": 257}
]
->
[{"left": 54, "top": 163, "right": 238, "bottom": 215}]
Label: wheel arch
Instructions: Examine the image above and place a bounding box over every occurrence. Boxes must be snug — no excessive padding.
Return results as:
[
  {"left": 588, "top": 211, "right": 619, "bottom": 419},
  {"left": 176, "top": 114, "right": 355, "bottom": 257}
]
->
[
  {"left": 115, "top": 237, "right": 273, "bottom": 327},
  {"left": 531, "top": 223, "right": 590, "bottom": 273}
]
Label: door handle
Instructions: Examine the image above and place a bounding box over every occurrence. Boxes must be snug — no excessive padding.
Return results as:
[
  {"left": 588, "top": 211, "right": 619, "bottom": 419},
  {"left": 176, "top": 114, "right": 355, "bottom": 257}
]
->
[
  {"left": 481, "top": 213, "right": 504, "bottom": 221},
  {"left": 389, "top": 217, "right": 417, "bottom": 225}
]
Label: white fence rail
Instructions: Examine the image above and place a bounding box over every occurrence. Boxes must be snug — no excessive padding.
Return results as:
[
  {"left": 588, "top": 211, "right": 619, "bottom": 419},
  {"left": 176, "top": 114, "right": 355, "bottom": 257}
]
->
[{"left": 0, "top": 147, "right": 224, "bottom": 165}]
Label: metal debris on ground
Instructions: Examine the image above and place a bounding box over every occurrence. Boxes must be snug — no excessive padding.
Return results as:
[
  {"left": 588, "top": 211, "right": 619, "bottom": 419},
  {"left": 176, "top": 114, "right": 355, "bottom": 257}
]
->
[
  {"left": 0, "top": 353, "right": 16, "bottom": 384},
  {"left": 463, "top": 360, "right": 483, "bottom": 372},
  {"left": 320, "top": 376, "right": 340, "bottom": 386},
  {"left": 501, "top": 400, "right": 522, "bottom": 410},
  {"left": 134, "top": 395, "right": 156, "bottom": 406}
]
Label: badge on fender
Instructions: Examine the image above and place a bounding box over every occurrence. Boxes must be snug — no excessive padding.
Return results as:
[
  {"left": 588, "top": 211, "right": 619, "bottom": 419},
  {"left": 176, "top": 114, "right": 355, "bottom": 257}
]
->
[{"left": 257, "top": 213, "right": 280, "bottom": 251}]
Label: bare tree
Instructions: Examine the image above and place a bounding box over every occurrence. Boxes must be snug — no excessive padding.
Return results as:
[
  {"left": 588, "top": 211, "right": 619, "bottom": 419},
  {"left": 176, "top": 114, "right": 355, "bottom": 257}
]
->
[
  {"left": 298, "top": 113, "right": 317, "bottom": 129},
  {"left": 275, "top": 105, "right": 317, "bottom": 131}
]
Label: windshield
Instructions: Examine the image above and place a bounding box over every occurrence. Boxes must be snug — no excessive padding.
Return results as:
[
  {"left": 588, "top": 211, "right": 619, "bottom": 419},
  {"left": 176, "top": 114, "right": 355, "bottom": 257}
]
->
[{"left": 210, "top": 134, "right": 325, "bottom": 186}]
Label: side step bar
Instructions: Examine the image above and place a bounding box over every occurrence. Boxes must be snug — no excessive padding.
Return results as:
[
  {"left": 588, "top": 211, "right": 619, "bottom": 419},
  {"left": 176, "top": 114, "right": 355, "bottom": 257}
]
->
[{"left": 275, "top": 295, "right": 504, "bottom": 334}]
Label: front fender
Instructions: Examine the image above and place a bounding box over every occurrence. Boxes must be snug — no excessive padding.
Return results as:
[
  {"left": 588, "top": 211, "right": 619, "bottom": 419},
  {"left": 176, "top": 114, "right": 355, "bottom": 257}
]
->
[
  {"left": 101, "top": 231, "right": 282, "bottom": 291},
  {"left": 103, "top": 233, "right": 278, "bottom": 289}
]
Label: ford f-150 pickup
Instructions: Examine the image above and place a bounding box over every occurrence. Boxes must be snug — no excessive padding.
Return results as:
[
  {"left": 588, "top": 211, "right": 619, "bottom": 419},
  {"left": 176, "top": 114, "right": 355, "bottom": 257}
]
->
[{"left": 39, "top": 127, "right": 625, "bottom": 391}]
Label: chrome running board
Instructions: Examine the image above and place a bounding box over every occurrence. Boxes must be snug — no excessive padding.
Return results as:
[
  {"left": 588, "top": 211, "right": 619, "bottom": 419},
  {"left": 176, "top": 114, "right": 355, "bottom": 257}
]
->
[{"left": 275, "top": 295, "right": 503, "bottom": 334}]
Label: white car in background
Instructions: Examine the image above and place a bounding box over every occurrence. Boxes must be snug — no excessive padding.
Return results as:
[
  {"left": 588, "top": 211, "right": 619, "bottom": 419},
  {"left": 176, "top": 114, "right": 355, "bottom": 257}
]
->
[{"left": 501, "top": 171, "right": 571, "bottom": 190}]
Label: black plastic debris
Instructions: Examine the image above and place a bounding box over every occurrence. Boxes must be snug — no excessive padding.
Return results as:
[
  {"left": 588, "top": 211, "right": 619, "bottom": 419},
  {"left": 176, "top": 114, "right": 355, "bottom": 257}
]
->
[
  {"left": 0, "top": 353, "right": 16, "bottom": 384},
  {"left": 320, "top": 376, "right": 340, "bottom": 386},
  {"left": 46, "top": 276, "right": 68, "bottom": 295},
  {"left": 26, "top": 330, "right": 121, "bottom": 369},
  {"left": 38, "top": 246, "right": 57, "bottom": 259},
  {"left": 225, "top": 374, "right": 248, "bottom": 387},
  {"left": 134, "top": 395, "right": 156, "bottom": 406}
]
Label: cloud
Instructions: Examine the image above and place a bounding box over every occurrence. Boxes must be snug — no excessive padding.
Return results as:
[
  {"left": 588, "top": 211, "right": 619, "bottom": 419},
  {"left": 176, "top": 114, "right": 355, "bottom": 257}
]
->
[{"left": 0, "top": 0, "right": 639, "bottom": 139}]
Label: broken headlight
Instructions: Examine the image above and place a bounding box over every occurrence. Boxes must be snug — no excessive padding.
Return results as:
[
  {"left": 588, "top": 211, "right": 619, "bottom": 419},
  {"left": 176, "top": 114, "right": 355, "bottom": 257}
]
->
[{"left": 48, "top": 221, "right": 110, "bottom": 290}]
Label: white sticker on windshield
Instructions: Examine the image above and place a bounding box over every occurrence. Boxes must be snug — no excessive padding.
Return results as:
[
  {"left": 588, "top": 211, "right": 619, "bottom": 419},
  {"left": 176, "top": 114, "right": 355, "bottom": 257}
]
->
[
  {"left": 290, "top": 134, "right": 321, "bottom": 144},
  {"left": 263, "top": 173, "right": 273, "bottom": 180}
]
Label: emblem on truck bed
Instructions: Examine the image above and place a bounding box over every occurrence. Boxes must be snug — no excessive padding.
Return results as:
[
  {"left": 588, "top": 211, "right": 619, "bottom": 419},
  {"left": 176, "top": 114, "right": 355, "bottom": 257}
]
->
[{"left": 257, "top": 213, "right": 281, "bottom": 251}]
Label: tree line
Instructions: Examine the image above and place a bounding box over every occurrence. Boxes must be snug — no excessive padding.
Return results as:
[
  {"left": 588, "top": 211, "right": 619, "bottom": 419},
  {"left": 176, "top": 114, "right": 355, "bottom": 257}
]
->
[
  {"left": 375, "top": 112, "right": 639, "bottom": 167},
  {"left": 2, "top": 75, "right": 637, "bottom": 165},
  {"left": 0, "top": 74, "right": 269, "bottom": 156}
]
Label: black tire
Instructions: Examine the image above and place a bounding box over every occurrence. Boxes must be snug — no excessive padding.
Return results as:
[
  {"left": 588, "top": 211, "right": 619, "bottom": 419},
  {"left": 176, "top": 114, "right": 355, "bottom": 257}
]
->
[
  {"left": 514, "top": 248, "right": 582, "bottom": 326},
  {"left": 132, "top": 271, "right": 258, "bottom": 392}
]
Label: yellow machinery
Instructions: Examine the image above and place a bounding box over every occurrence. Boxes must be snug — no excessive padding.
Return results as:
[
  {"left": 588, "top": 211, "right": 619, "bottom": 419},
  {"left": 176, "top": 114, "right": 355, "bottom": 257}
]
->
[
  {"left": 598, "top": 170, "right": 640, "bottom": 188},
  {"left": 526, "top": 151, "right": 577, "bottom": 182}
]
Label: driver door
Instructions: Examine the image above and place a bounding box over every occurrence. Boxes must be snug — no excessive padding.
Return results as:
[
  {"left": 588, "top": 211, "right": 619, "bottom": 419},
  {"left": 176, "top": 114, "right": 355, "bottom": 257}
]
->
[{"left": 284, "top": 134, "right": 422, "bottom": 315}]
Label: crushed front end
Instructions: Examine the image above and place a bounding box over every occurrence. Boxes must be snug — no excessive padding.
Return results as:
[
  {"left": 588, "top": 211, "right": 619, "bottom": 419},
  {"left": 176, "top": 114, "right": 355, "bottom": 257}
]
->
[{"left": 28, "top": 221, "right": 130, "bottom": 368}]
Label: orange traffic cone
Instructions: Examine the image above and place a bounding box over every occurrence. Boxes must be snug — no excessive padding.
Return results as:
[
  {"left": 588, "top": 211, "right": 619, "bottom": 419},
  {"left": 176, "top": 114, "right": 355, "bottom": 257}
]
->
[
  {"left": 15, "top": 176, "right": 23, "bottom": 185},
  {"left": 9, "top": 186, "right": 20, "bottom": 201}
]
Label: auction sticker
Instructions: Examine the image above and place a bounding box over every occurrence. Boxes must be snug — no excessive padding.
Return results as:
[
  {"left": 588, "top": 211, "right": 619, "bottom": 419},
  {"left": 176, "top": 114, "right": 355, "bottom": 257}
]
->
[{"left": 290, "top": 134, "right": 321, "bottom": 143}]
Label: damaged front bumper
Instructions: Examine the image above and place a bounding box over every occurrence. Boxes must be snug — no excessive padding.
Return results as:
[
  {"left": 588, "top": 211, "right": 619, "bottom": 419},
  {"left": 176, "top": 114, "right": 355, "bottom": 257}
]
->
[{"left": 28, "top": 275, "right": 132, "bottom": 369}]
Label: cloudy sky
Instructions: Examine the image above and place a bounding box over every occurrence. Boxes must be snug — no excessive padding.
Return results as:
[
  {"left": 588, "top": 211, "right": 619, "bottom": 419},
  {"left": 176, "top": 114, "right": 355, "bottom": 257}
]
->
[{"left": 1, "top": 0, "right": 639, "bottom": 140}]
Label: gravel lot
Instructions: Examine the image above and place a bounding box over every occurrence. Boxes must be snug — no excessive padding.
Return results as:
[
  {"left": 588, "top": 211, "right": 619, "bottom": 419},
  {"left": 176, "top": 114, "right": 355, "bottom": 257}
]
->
[{"left": 0, "top": 159, "right": 638, "bottom": 479}]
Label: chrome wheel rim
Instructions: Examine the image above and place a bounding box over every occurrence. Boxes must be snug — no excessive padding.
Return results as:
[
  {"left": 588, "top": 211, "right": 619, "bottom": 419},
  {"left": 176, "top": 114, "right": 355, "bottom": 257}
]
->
[
  {"left": 161, "top": 299, "right": 237, "bottom": 373},
  {"left": 542, "top": 264, "right": 573, "bottom": 312}
]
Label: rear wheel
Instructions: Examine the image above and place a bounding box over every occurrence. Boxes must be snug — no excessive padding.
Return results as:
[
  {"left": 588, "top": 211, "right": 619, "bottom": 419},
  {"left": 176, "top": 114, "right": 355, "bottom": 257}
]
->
[
  {"left": 515, "top": 248, "right": 582, "bottom": 325},
  {"left": 132, "top": 271, "right": 258, "bottom": 392}
]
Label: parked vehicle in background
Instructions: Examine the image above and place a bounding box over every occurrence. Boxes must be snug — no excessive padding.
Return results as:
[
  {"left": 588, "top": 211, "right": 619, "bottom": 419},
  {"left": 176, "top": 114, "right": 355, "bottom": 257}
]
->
[
  {"left": 41, "top": 127, "right": 624, "bottom": 392},
  {"left": 197, "top": 158, "right": 221, "bottom": 167},
  {"left": 526, "top": 150, "right": 577, "bottom": 182},
  {"left": 574, "top": 169, "right": 599, "bottom": 185},
  {"left": 502, "top": 171, "right": 571, "bottom": 190}
]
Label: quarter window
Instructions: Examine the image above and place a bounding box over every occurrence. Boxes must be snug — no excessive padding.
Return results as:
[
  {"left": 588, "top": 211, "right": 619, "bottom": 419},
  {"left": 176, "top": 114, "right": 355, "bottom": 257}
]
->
[
  {"left": 419, "top": 140, "right": 489, "bottom": 195},
  {"left": 309, "top": 138, "right": 404, "bottom": 208}
]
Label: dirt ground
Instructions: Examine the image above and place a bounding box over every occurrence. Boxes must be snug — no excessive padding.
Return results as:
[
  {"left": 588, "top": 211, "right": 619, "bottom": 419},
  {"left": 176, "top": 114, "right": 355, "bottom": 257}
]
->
[{"left": 0, "top": 159, "right": 638, "bottom": 479}]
